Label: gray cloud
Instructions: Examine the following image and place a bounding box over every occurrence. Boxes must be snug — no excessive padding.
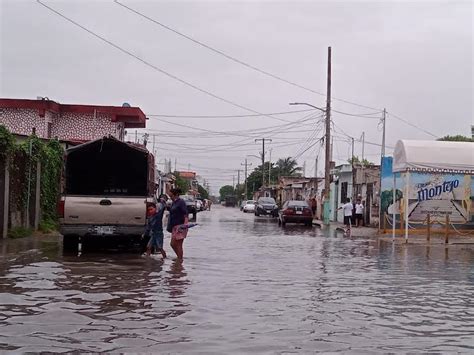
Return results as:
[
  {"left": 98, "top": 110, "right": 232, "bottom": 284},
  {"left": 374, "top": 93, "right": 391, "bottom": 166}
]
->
[{"left": 1, "top": 0, "right": 472, "bottom": 192}]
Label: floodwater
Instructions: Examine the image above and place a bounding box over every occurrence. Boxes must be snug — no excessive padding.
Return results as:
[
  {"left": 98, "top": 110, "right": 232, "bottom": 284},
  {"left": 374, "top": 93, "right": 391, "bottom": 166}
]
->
[{"left": 1, "top": 206, "right": 473, "bottom": 353}]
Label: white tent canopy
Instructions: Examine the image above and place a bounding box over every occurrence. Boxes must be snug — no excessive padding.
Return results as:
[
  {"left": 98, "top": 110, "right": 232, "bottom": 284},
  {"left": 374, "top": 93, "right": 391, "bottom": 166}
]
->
[{"left": 393, "top": 139, "right": 474, "bottom": 174}]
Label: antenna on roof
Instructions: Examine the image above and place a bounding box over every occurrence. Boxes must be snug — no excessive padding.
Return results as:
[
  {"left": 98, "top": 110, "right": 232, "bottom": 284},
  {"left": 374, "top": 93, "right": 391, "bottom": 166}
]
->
[{"left": 122, "top": 102, "right": 131, "bottom": 107}]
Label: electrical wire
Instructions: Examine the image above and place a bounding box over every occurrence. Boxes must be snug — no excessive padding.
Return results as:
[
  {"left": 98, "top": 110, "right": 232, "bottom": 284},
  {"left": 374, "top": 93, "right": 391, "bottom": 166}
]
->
[
  {"left": 147, "top": 108, "right": 315, "bottom": 119},
  {"left": 387, "top": 112, "right": 439, "bottom": 138},
  {"left": 36, "top": 0, "right": 294, "bottom": 124},
  {"left": 114, "top": 0, "right": 382, "bottom": 112}
]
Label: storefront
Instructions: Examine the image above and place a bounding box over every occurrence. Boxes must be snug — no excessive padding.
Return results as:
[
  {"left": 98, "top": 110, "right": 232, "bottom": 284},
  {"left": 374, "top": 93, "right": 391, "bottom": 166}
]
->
[{"left": 381, "top": 140, "right": 474, "bottom": 240}]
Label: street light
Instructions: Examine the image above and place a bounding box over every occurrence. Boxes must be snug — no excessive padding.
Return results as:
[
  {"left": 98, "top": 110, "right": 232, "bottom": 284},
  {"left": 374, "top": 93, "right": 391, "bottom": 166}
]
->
[
  {"left": 289, "top": 102, "right": 326, "bottom": 113},
  {"left": 290, "top": 101, "right": 331, "bottom": 225},
  {"left": 247, "top": 154, "right": 261, "bottom": 160}
]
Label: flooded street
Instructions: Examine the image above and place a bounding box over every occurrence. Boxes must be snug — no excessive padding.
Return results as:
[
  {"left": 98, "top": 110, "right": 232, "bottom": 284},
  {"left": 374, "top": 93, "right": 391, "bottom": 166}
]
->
[{"left": 1, "top": 206, "right": 474, "bottom": 353}]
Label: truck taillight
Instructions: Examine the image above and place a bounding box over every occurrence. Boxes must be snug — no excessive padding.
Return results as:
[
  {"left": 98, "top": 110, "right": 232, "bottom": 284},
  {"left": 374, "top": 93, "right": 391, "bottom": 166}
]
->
[{"left": 58, "top": 199, "right": 65, "bottom": 218}]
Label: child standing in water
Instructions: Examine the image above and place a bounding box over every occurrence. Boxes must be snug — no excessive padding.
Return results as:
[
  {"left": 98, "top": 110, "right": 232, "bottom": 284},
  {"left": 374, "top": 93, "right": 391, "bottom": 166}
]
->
[{"left": 144, "top": 195, "right": 167, "bottom": 258}]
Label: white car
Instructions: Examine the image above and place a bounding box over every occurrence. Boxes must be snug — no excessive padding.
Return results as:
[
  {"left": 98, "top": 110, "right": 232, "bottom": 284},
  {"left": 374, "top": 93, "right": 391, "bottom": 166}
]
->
[
  {"left": 243, "top": 200, "right": 256, "bottom": 213},
  {"left": 196, "top": 199, "right": 203, "bottom": 211}
]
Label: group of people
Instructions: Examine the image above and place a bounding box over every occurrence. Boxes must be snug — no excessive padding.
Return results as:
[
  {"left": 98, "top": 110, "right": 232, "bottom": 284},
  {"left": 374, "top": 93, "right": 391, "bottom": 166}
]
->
[
  {"left": 143, "top": 187, "right": 189, "bottom": 261},
  {"left": 339, "top": 197, "right": 365, "bottom": 229}
]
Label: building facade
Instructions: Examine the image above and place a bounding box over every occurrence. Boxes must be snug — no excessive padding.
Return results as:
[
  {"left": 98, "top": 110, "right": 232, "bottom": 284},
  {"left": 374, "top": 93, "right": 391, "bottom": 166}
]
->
[{"left": 0, "top": 98, "right": 146, "bottom": 142}]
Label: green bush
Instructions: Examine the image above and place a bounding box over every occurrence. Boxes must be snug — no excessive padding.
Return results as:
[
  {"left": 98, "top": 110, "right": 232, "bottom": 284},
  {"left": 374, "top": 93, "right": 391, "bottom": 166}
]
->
[
  {"left": 1, "top": 125, "right": 64, "bottom": 234},
  {"left": 39, "top": 218, "right": 59, "bottom": 233},
  {"left": 8, "top": 226, "right": 33, "bottom": 239}
]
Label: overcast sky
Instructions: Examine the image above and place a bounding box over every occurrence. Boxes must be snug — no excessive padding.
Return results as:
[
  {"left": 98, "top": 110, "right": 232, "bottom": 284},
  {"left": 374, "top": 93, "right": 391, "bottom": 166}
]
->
[{"left": 1, "top": 0, "right": 472, "bottom": 193}]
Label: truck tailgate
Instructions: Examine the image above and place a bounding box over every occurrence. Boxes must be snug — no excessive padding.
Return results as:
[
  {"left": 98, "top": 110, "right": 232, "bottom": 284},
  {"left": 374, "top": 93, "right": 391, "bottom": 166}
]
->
[{"left": 63, "top": 196, "right": 146, "bottom": 225}]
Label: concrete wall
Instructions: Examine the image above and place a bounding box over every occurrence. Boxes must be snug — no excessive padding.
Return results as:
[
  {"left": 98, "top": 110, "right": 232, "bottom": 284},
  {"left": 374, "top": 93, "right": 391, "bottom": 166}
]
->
[
  {"left": 0, "top": 109, "right": 48, "bottom": 138},
  {"left": 0, "top": 108, "right": 124, "bottom": 142}
]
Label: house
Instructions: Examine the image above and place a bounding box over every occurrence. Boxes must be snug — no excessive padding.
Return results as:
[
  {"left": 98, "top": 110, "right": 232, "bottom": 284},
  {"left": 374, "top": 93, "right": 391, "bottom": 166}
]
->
[
  {"left": 352, "top": 164, "right": 380, "bottom": 226},
  {"left": 278, "top": 176, "right": 321, "bottom": 201},
  {"left": 277, "top": 176, "right": 324, "bottom": 218},
  {"left": 156, "top": 173, "right": 175, "bottom": 197},
  {"left": 0, "top": 97, "right": 146, "bottom": 144},
  {"left": 253, "top": 185, "right": 278, "bottom": 201},
  {"left": 330, "top": 164, "right": 353, "bottom": 223}
]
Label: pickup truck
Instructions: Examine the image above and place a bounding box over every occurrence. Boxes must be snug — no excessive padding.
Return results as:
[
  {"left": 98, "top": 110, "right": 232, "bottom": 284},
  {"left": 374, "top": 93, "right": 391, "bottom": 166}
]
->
[{"left": 59, "top": 137, "right": 155, "bottom": 250}]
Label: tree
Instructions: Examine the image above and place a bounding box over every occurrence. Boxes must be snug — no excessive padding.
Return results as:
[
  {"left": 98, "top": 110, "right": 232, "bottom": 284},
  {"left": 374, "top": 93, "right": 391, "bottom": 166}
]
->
[
  {"left": 197, "top": 184, "right": 209, "bottom": 199},
  {"left": 245, "top": 166, "right": 263, "bottom": 199},
  {"left": 437, "top": 135, "right": 474, "bottom": 142},
  {"left": 173, "top": 172, "right": 189, "bottom": 193},
  {"left": 219, "top": 185, "right": 234, "bottom": 200},
  {"left": 348, "top": 156, "right": 373, "bottom": 166},
  {"left": 274, "top": 157, "right": 302, "bottom": 177}
]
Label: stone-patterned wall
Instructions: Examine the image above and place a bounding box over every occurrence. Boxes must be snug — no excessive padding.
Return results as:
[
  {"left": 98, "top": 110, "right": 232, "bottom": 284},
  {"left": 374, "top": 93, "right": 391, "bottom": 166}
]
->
[
  {"left": 51, "top": 112, "right": 122, "bottom": 141},
  {"left": 0, "top": 108, "right": 124, "bottom": 141},
  {"left": 0, "top": 108, "right": 48, "bottom": 138}
]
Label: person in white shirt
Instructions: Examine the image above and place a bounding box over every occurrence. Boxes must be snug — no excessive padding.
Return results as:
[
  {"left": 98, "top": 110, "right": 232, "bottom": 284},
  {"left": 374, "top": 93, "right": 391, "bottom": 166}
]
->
[
  {"left": 355, "top": 199, "right": 364, "bottom": 227},
  {"left": 338, "top": 198, "right": 354, "bottom": 228}
]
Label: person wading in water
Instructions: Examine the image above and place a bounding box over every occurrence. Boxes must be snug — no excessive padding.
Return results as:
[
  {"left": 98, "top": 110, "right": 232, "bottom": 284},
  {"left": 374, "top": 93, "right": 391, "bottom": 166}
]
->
[{"left": 167, "top": 188, "right": 189, "bottom": 261}]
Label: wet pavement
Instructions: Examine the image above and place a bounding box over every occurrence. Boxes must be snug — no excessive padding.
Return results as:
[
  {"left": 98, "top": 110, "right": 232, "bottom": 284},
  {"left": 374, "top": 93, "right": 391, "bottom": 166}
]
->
[{"left": 1, "top": 205, "right": 474, "bottom": 353}]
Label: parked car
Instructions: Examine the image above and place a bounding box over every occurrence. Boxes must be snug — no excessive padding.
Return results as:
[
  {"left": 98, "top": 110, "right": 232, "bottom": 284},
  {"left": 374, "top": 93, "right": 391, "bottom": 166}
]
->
[
  {"left": 182, "top": 195, "right": 197, "bottom": 220},
  {"left": 243, "top": 200, "right": 256, "bottom": 213},
  {"left": 278, "top": 200, "right": 313, "bottom": 227},
  {"left": 196, "top": 199, "right": 203, "bottom": 211},
  {"left": 240, "top": 200, "right": 247, "bottom": 211},
  {"left": 255, "top": 197, "right": 278, "bottom": 217}
]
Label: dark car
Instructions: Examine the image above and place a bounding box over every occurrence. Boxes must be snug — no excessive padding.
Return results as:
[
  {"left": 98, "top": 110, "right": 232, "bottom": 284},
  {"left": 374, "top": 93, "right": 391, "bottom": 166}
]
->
[
  {"left": 255, "top": 197, "right": 279, "bottom": 217},
  {"left": 225, "top": 196, "right": 237, "bottom": 207},
  {"left": 278, "top": 200, "right": 313, "bottom": 227},
  {"left": 182, "top": 195, "right": 197, "bottom": 220}
]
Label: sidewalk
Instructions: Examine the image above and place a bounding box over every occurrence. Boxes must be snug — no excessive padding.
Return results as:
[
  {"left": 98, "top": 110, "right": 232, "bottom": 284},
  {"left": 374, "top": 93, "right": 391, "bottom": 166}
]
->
[
  {"left": 312, "top": 219, "right": 379, "bottom": 238},
  {"left": 312, "top": 219, "right": 474, "bottom": 244}
]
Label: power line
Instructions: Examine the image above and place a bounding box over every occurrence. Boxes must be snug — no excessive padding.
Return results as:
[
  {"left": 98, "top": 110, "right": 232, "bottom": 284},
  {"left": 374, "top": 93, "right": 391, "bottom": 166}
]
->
[
  {"left": 147, "top": 108, "right": 315, "bottom": 118},
  {"left": 332, "top": 109, "right": 382, "bottom": 119},
  {"left": 36, "top": 0, "right": 292, "bottom": 124},
  {"left": 147, "top": 112, "right": 319, "bottom": 138},
  {"left": 114, "top": 0, "right": 382, "bottom": 112},
  {"left": 387, "top": 111, "right": 439, "bottom": 138}
]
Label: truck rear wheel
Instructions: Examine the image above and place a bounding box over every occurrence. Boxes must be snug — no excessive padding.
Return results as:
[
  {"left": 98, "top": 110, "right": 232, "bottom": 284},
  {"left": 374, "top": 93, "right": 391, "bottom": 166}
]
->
[{"left": 63, "top": 235, "right": 79, "bottom": 251}]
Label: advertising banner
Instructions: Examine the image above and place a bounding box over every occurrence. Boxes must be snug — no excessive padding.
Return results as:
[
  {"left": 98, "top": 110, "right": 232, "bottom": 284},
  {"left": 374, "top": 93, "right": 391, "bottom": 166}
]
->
[{"left": 381, "top": 157, "right": 473, "bottom": 228}]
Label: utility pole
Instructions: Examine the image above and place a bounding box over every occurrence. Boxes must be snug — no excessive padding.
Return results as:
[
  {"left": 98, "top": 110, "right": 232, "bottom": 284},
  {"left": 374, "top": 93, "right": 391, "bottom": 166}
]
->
[
  {"left": 351, "top": 137, "right": 355, "bottom": 167},
  {"left": 232, "top": 175, "right": 235, "bottom": 190},
  {"left": 379, "top": 108, "right": 387, "bottom": 231},
  {"left": 174, "top": 158, "right": 177, "bottom": 172},
  {"left": 303, "top": 161, "right": 306, "bottom": 177},
  {"left": 236, "top": 169, "right": 242, "bottom": 189},
  {"left": 255, "top": 138, "right": 272, "bottom": 188},
  {"left": 315, "top": 156, "right": 318, "bottom": 178},
  {"left": 381, "top": 109, "right": 386, "bottom": 159},
  {"left": 152, "top": 134, "right": 156, "bottom": 155},
  {"left": 268, "top": 149, "right": 272, "bottom": 185},
  {"left": 361, "top": 131, "right": 365, "bottom": 162},
  {"left": 323, "top": 46, "right": 332, "bottom": 225},
  {"left": 241, "top": 159, "right": 252, "bottom": 199}
]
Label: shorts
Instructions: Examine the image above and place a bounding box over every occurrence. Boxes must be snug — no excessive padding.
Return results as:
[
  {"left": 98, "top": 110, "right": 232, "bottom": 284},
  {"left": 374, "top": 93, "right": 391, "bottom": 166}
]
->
[
  {"left": 355, "top": 214, "right": 363, "bottom": 221},
  {"left": 147, "top": 230, "right": 164, "bottom": 249},
  {"left": 171, "top": 225, "right": 188, "bottom": 241},
  {"left": 344, "top": 216, "right": 352, "bottom": 225}
]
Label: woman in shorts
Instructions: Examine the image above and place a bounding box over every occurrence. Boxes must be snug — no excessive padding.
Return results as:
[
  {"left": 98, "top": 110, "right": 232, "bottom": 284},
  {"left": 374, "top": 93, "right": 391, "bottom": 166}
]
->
[{"left": 167, "top": 188, "right": 189, "bottom": 260}]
